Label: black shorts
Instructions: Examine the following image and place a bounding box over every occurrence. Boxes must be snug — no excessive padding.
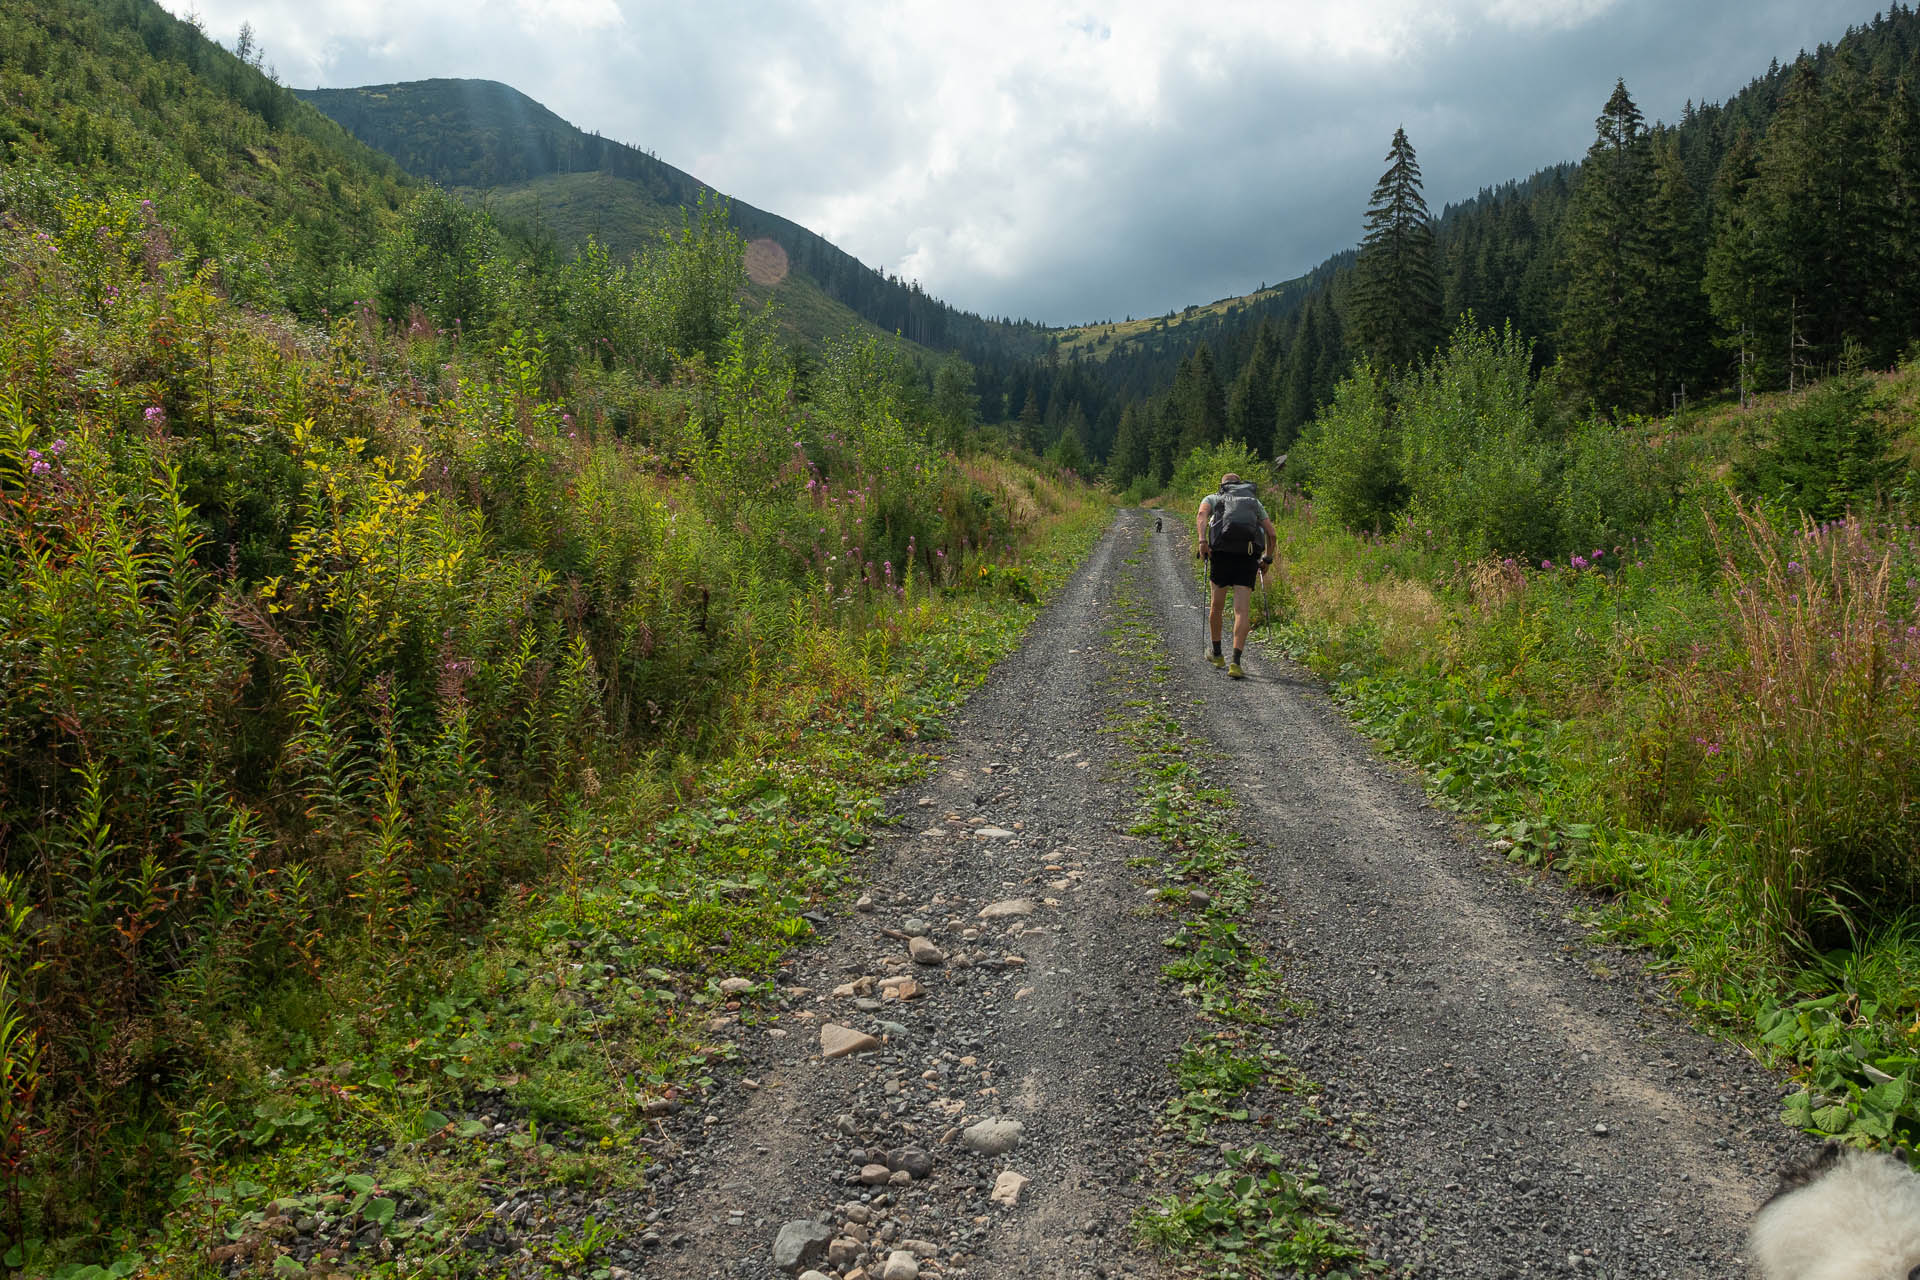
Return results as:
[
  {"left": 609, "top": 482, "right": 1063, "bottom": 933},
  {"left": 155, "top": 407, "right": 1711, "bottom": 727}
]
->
[{"left": 1208, "top": 548, "right": 1260, "bottom": 590}]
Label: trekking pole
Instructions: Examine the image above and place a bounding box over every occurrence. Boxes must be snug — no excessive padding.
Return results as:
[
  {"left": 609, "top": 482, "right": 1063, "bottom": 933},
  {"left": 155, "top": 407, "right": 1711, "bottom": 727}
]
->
[{"left": 1195, "top": 540, "right": 1208, "bottom": 655}]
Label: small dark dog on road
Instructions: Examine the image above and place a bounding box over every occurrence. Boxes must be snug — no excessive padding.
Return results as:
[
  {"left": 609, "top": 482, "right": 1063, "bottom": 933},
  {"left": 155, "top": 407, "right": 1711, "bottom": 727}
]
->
[{"left": 1749, "top": 1144, "right": 1920, "bottom": 1279}]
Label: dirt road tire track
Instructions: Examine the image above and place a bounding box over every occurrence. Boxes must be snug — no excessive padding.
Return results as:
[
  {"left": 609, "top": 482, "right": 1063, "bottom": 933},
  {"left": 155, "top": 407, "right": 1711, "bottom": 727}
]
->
[
  {"left": 619, "top": 508, "right": 1815, "bottom": 1279},
  {"left": 1143, "top": 510, "right": 1814, "bottom": 1277}
]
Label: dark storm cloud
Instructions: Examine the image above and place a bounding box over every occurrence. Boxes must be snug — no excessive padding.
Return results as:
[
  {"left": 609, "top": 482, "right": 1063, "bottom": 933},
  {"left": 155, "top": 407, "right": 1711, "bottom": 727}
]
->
[{"left": 170, "top": 0, "right": 1889, "bottom": 325}]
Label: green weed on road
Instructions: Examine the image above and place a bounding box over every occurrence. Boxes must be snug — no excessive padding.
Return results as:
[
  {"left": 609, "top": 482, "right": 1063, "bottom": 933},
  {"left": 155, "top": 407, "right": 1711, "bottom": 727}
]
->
[{"left": 1105, "top": 528, "right": 1377, "bottom": 1280}]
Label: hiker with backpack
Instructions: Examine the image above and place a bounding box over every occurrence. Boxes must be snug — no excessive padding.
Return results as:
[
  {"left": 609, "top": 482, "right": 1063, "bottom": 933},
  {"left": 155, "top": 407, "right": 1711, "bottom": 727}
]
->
[{"left": 1195, "top": 472, "right": 1277, "bottom": 679}]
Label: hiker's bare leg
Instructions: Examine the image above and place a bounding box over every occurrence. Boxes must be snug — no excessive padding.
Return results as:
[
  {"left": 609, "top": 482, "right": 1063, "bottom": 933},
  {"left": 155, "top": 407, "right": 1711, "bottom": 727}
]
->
[
  {"left": 1209, "top": 585, "right": 1227, "bottom": 646},
  {"left": 1232, "top": 585, "right": 1253, "bottom": 651}
]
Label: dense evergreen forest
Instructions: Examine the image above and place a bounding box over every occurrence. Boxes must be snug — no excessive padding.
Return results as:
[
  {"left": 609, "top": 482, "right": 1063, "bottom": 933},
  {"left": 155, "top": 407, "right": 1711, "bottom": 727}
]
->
[{"left": 1098, "top": 5, "right": 1920, "bottom": 488}]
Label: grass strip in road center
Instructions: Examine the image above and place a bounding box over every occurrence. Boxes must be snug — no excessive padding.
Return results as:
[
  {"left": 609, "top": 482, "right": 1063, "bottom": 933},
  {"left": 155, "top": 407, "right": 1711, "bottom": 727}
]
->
[{"left": 1102, "top": 528, "right": 1379, "bottom": 1280}]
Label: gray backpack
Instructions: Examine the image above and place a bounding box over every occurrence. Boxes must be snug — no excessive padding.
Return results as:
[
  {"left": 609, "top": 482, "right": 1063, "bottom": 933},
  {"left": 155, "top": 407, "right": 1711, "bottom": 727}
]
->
[{"left": 1208, "top": 482, "right": 1264, "bottom": 556}]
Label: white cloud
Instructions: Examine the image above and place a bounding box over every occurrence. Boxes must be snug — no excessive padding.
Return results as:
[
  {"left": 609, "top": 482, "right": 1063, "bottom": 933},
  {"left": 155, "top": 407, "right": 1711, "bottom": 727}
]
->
[
  {"left": 163, "top": 0, "right": 1888, "bottom": 323},
  {"left": 1477, "top": 0, "right": 1623, "bottom": 33}
]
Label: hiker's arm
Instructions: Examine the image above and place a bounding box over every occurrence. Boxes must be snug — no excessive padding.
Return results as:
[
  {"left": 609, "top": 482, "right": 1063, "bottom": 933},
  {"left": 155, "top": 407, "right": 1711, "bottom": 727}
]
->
[
  {"left": 1262, "top": 518, "right": 1278, "bottom": 565},
  {"left": 1194, "top": 500, "right": 1211, "bottom": 557}
]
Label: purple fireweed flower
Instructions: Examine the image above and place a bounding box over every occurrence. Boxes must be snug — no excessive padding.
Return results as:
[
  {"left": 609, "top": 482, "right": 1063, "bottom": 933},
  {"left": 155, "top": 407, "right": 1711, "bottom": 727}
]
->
[
  {"left": 144, "top": 406, "right": 165, "bottom": 425},
  {"left": 1541, "top": 560, "right": 1553, "bottom": 571},
  {"left": 1788, "top": 561, "right": 1803, "bottom": 574},
  {"left": 1571, "top": 555, "right": 1589, "bottom": 570},
  {"left": 30, "top": 460, "right": 49, "bottom": 475},
  {"left": 50, "top": 439, "right": 66, "bottom": 455}
]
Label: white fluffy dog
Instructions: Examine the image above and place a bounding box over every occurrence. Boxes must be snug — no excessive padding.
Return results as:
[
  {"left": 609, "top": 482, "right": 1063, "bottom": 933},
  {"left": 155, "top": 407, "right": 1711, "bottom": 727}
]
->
[{"left": 1750, "top": 1145, "right": 1920, "bottom": 1279}]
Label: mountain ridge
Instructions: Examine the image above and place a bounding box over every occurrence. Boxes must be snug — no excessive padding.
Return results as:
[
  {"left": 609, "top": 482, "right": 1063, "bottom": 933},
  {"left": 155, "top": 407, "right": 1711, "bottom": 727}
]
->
[{"left": 297, "top": 77, "right": 1053, "bottom": 364}]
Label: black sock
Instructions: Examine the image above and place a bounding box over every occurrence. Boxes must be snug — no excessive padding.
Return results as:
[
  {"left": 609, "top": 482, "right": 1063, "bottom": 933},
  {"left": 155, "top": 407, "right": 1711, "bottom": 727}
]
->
[
  {"left": 1233, "top": 647, "right": 1242, "bottom": 664},
  {"left": 1212, "top": 640, "right": 1222, "bottom": 657}
]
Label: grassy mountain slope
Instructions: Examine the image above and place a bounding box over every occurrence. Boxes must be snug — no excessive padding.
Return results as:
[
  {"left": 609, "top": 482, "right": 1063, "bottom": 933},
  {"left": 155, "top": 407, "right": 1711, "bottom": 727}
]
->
[
  {"left": 299, "top": 78, "right": 1054, "bottom": 362},
  {"left": 480, "top": 168, "right": 912, "bottom": 353},
  {"left": 1055, "top": 274, "right": 1314, "bottom": 362},
  {"left": 0, "top": 0, "right": 414, "bottom": 314}
]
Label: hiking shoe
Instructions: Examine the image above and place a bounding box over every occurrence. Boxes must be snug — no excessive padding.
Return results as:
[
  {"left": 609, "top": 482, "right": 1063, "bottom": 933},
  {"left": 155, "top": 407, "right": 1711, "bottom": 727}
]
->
[
  {"left": 1208, "top": 652, "right": 1226, "bottom": 668},
  {"left": 1228, "top": 660, "right": 1245, "bottom": 679}
]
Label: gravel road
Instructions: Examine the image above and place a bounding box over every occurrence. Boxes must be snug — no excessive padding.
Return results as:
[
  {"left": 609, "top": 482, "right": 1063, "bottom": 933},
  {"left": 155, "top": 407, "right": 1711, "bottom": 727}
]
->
[{"left": 615, "top": 507, "right": 1816, "bottom": 1279}]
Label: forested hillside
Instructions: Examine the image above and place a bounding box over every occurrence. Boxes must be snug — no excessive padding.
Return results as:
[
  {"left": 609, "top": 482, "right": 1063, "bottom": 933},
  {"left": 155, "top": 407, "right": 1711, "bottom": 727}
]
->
[
  {"left": 0, "top": 0, "right": 1104, "bottom": 1266},
  {"left": 0, "top": 0, "right": 410, "bottom": 313},
  {"left": 1099, "top": 6, "right": 1920, "bottom": 488},
  {"left": 299, "top": 80, "right": 1054, "bottom": 363}
]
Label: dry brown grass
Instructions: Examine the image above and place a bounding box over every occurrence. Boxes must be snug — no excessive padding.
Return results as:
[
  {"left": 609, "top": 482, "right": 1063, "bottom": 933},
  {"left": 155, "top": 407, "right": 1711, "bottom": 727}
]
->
[
  {"left": 1288, "top": 560, "right": 1447, "bottom": 665},
  {"left": 1708, "top": 497, "right": 1920, "bottom": 931}
]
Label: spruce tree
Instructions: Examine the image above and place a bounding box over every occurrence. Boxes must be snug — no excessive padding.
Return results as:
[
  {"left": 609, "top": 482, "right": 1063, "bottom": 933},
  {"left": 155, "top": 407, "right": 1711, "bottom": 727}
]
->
[
  {"left": 931, "top": 355, "right": 978, "bottom": 452},
  {"left": 1644, "top": 130, "right": 1711, "bottom": 409},
  {"left": 1110, "top": 402, "right": 1151, "bottom": 485},
  {"left": 1558, "top": 80, "right": 1657, "bottom": 413},
  {"left": 1147, "top": 397, "right": 1178, "bottom": 486},
  {"left": 1704, "top": 127, "right": 1768, "bottom": 401},
  {"left": 1882, "top": 76, "right": 1920, "bottom": 347},
  {"left": 1225, "top": 321, "right": 1279, "bottom": 445},
  {"left": 1350, "top": 127, "right": 1444, "bottom": 372},
  {"left": 1172, "top": 344, "right": 1226, "bottom": 456},
  {"left": 1751, "top": 59, "right": 1832, "bottom": 388},
  {"left": 1273, "top": 303, "right": 1321, "bottom": 451},
  {"left": 1820, "top": 51, "right": 1892, "bottom": 360},
  {"left": 1017, "top": 387, "right": 1044, "bottom": 454}
]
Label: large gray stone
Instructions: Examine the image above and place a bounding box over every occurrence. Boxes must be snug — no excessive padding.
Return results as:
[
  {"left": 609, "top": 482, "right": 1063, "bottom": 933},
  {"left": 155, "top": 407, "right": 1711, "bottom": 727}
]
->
[
  {"left": 961, "top": 1116, "right": 1025, "bottom": 1156},
  {"left": 772, "top": 1220, "right": 832, "bottom": 1273}
]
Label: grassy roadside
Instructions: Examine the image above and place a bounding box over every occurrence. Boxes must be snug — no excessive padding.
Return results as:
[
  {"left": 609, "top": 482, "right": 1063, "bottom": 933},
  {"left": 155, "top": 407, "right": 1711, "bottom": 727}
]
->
[
  {"left": 1196, "top": 451, "right": 1920, "bottom": 1161},
  {"left": 0, "top": 162, "right": 1116, "bottom": 1274},
  {"left": 1102, "top": 526, "right": 1378, "bottom": 1280},
  {"left": 52, "top": 497, "right": 1114, "bottom": 1280}
]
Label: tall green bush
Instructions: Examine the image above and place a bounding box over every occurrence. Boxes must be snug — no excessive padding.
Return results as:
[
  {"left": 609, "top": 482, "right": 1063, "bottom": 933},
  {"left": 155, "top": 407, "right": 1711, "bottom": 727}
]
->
[
  {"left": 1293, "top": 360, "right": 1404, "bottom": 533},
  {"left": 1396, "top": 321, "right": 1559, "bottom": 559}
]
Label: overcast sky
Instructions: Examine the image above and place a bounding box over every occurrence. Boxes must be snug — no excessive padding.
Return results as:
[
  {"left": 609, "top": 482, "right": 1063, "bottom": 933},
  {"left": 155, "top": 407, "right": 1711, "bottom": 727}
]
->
[{"left": 163, "top": 0, "right": 1888, "bottom": 326}]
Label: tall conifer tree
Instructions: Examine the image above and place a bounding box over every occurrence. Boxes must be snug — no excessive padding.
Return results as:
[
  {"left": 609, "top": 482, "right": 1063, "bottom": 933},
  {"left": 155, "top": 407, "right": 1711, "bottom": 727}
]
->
[
  {"left": 1226, "top": 320, "right": 1280, "bottom": 446},
  {"left": 1704, "top": 127, "right": 1768, "bottom": 401},
  {"left": 1645, "top": 130, "right": 1712, "bottom": 407},
  {"left": 1559, "top": 80, "right": 1657, "bottom": 412},
  {"left": 1017, "top": 387, "right": 1044, "bottom": 454},
  {"left": 1109, "top": 402, "right": 1151, "bottom": 485},
  {"left": 1751, "top": 59, "right": 1833, "bottom": 387},
  {"left": 1820, "top": 51, "right": 1891, "bottom": 359},
  {"left": 1351, "top": 127, "right": 1443, "bottom": 372},
  {"left": 1274, "top": 302, "right": 1322, "bottom": 451},
  {"left": 1882, "top": 76, "right": 1920, "bottom": 345},
  {"left": 1172, "top": 344, "right": 1227, "bottom": 455}
]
